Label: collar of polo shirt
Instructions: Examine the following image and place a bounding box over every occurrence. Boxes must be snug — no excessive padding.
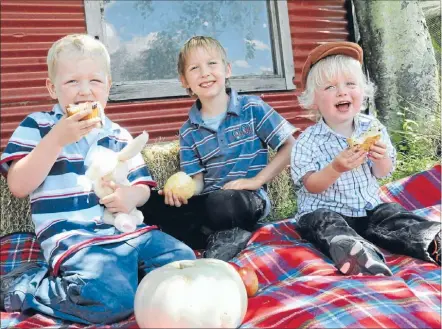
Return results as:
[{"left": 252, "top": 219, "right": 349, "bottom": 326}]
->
[
  {"left": 313, "top": 114, "right": 367, "bottom": 141},
  {"left": 189, "top": 88, "right": 241, "bottom": 126}
]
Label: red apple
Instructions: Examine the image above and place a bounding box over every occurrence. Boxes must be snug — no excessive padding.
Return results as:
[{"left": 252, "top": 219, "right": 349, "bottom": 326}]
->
[
  {"left": 228, "top": 262, "right": 240, "bottom": 271},
  {"left": 228, "top": 263, "right": 259, "bottom": 297}
]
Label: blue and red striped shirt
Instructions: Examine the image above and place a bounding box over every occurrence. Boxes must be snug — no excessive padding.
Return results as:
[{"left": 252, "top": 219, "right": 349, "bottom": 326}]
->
[{"left": 1, "top": 104, "right": 157, "bottom": 274}]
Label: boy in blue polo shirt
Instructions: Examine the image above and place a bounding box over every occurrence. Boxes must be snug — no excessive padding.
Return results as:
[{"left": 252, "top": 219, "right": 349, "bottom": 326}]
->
[
  {"left": 140, "top": 36, "right": 296, "bottom": 260},
  {"left": 0, "top": 34, "right": 195, "bottom": 324},
  {"left": 290, "top": 41, "right": 440, "bottom": 275}
]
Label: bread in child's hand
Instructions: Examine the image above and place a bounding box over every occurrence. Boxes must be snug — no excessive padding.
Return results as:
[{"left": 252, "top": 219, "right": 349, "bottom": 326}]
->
[
  {"left": 347, "top": 120, "right": 382, "bottom": 152},
  {"left": 66, "top": 101, "right": 104, "bottom": 123}
]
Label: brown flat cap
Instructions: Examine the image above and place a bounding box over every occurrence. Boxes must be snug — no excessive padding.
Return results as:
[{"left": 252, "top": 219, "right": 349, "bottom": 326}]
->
[{"left": 300, "top": 41, "right": 363, "bottom": 89}]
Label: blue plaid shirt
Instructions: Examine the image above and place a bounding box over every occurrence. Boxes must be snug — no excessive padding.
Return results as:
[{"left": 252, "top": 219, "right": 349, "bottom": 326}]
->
[
  {"left": 180, "top": 89, "right": 296, "bottom": 217},
  {"left": 290, "top": 114, "right": 397, "bottom": 219}
]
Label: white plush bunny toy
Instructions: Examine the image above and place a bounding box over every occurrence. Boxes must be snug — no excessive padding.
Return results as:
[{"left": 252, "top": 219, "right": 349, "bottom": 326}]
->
[{"left": 85, "top": 131, "right": 149, "bottom": 233}]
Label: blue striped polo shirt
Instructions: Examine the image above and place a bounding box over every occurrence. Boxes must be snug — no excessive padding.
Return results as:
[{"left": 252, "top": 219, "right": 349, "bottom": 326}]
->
[
  {"left": 179, "top": 89, "right": 296, "bottom": 217},
  {"left": 290, "top": 113, "right": 397, "bottom": 219},
  {"left": 1, "top": 104, "right": 157, "bottom": 275}
]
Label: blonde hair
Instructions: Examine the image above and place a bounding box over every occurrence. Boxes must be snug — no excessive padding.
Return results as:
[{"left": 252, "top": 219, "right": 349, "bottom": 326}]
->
[
  {"left": 47, "top": 34, "right": 111, "bottom": 82},
  {"left": 298, "top": 55, "right": 375, "bottom": 113},
  {"left": 177, "top": 36, "right": 229, "bottom": 96}
]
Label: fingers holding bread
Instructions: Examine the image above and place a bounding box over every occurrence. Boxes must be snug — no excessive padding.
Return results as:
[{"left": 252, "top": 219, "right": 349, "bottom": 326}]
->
[
  {"left": 368, "top": 140, "right": 388, "bottom": 161},
  {"left": 52, "top": 102, "right": 104, "bottom": 146}
]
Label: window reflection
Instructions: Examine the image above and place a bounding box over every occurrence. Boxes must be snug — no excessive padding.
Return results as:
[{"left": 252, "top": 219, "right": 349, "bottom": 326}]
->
[{"left": 102, "top": 0, "right": 275, "bottom": 82}]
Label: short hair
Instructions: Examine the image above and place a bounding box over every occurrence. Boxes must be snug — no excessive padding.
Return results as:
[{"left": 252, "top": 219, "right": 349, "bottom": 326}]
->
[
  {"left": 177, "top": 36, "right": 229, "bottom": 96},
  {"left": 298, "top": 55, "right": 375, "bottom": 113},
  {"left": 47, "top": 34, "right": 111, "bottom": 82}
]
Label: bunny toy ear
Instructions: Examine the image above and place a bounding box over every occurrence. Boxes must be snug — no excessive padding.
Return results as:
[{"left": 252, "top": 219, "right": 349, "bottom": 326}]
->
[{"left": 118, "top": 131, "right": 149, "bottom": 162}]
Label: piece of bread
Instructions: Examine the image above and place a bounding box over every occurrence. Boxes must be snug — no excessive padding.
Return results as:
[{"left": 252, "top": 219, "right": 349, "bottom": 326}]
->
[
  {"left": 347, "top": 121, "right": 382, "bottom": 152},
  {"left": 66, "top": 101, "right": 103, "bottom": 122}
]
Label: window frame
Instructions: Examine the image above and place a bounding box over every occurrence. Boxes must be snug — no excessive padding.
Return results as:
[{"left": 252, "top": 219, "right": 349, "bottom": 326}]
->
[{"left": 84, "top": 0, "right": 295, "bottom": 101}]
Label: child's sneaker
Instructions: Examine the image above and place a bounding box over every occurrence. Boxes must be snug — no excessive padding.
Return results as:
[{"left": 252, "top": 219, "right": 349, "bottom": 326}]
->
[
  {"left": 204, "top": 227, "right": 252, "bottom": 261},
  {"left": 429, "top": 230, "right": 441, "bottom": 265},
  {"left": 329, "top": 236, "right": 393, "bottom": 276},
  {"left": 1, "top": 262, "right": 40, "bottom": 311}
]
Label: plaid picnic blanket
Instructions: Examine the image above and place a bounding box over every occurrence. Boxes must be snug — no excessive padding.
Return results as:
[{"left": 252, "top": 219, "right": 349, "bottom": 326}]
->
[{"left": 1, "top": 164, "right": 441, "bottom": 328}]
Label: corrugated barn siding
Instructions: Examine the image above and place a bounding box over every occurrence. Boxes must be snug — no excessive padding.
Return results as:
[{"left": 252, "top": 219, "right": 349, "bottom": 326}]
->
[{"left": 0, "top": 0, "right": 350, "bottom": 150}]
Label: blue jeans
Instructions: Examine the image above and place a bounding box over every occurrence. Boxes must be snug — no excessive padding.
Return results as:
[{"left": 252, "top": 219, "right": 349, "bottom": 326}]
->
[
  {"left": 4, "top": 229, "right": 195, "bottom": 324},
  {"left": 296, "top": 202, "right": 441, "bottom": 264}
]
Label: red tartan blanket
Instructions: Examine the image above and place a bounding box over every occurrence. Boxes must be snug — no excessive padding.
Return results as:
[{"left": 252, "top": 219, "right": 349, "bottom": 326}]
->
[{"left": 1, "top": 164, "right": 441, "bottom": 328}]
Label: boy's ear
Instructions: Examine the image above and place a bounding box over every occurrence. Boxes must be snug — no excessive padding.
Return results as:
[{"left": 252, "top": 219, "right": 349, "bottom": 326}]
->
[
  {"left": 107, "top": 78, "right": 112, "bottom": 94},
  {"left": 179, "top": 75, "right": 189, "bottom": 88},
  {"left": 225, "top": 63, "right": 232, "bottom": 79},
  {"left": 46, "top": 78, "right": 58, "bottom": 100}
]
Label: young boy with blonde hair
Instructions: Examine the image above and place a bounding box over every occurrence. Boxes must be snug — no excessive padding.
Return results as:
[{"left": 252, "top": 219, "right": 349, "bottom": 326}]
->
[
  {"left": 140, "top": 36, "right": 296, "bottom": 260},
  {"left": 0, "top": 34, "right": 195, "bottom": 324},
  {"left": 291, "top": 41, "right": 441, "bottom": 276}
]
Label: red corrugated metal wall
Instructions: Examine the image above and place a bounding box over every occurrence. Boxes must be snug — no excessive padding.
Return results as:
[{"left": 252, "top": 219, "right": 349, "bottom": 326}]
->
[{"left": 0, "top": 0, "right": 350, "bottom": 150}]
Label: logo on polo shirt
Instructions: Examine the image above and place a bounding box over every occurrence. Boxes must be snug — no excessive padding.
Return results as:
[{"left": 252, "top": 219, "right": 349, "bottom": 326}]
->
[{"left": 232, "top": 123, "right": 253, "bottom": 140}]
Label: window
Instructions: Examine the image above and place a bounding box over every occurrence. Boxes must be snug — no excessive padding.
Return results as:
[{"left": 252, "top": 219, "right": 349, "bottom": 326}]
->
[{"left": 84, "top": 0, "right": 294, "bottom": 101}]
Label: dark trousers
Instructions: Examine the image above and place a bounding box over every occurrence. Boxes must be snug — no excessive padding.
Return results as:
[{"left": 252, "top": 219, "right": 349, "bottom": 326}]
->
[
  {"left": 139, "top": 189, "right": 265, "bottom": 249},
  {"left": 296, "top": 202, "right": 441, "bottom": 263}
]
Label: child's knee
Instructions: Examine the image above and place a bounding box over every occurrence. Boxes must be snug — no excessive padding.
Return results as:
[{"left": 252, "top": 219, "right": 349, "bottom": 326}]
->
[
  {"left": 174, "top": 241, "right": 196, "bottom": 261},
  {"left": 310, "top": 208, "right": 344, "bottom": 223},
  {"left": 140, "top": 230, "right": 195, "bottom": 271},
  {"left": 372, "top": 202, "right": 405, "bottom": 216},
  {"left": 205, "top": 190, "right": 260, "bottom": 230}
]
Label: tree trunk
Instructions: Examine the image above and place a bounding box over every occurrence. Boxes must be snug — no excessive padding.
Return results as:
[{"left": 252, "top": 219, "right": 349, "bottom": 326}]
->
[{"left": 352, "top": 0, "right": 440, "bottom": 137}]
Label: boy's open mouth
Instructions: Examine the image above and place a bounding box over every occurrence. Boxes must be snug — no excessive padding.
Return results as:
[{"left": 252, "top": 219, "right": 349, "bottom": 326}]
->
[
  {"left": 335, "top": 101, "right": 351, "bottom": 112},
  {"left": 74, "top": 100, "right": 94, "bottom": 105},
  {"left": 200, "top": 81, "right": 215, "bottom": 88}
]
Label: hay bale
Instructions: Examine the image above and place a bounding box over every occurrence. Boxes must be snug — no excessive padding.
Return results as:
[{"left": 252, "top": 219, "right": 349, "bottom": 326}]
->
[
  {"left": 0, "top": 175, "right": 34, "bottom": 236},
  {"left": 266, "top": 150, "right": 297, "bottom": 221},
  {"left": 142, "top": 140, "right": 181, "bottom": 189}
]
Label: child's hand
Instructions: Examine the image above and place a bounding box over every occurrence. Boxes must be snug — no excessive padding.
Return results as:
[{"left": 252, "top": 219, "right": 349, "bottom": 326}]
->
[
  {"left": 368, "top": 140, "right": 388, "bottom": 161},
  {"left": 99, "top": 181, "right": 139, "bottom": 214},
  {"left": 331, "top": 149, "right": 367, "bottom": 173},
  {"left": 222, "top": 177, "right": 262, "bottom": 191},
  {"left": 158, "top": 189, "right": 188, "bottom": 207},
  {"left": 51, "top": 109, "right": 101, "bottom": 147}
]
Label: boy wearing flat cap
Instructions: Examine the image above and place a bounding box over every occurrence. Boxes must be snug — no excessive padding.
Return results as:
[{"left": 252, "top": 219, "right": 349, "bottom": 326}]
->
[{"left": 290, "top": 41, "right": 441, "bottom": 275}]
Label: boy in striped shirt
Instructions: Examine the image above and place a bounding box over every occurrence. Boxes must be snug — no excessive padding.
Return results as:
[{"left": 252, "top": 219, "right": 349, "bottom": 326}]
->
[
  {"left": 290, "top": 41, "right": 440, "bottom": 276},
  {"left": 0, "top": 34, "right": 195, "bottom": 324},
  {"left": 141, "top": 36, "right": 296, "bottom": 261}
]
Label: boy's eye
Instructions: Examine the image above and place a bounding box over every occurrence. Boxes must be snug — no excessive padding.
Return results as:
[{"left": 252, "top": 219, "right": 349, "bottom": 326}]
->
[
  {"left": 209, "top": 61, "right": 217, "bottom": 65},
  {"left": 189, "top": 66, "right": 198, "bottom": 71},
  {"left": 66, "top": 80, "right": 77, "bottom": 84},
  {"left": 91, "top": 79, "right": 102, "bottom": 83},
  {"left": 325, "top": 85, "right": 335, "bottom": 90}
]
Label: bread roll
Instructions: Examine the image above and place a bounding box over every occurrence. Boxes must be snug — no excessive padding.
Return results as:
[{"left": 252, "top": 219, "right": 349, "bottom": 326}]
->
[
  {"left": 66, "top": 101, "right": 103, "bottom": 121},
  {"left": 347, "top": 120, "right": 382, "bottom": 152}
]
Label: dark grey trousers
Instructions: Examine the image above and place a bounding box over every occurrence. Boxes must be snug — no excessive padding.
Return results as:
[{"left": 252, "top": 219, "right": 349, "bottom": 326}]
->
[
  {"left": 296, "top": 202, "right": 441, "bottom": 263},
  {"left": 139, "top": 189, "right": 265, "bottom": 249}
]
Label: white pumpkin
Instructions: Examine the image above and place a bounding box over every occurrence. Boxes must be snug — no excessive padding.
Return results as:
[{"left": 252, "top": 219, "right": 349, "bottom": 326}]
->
[
  {"left": 163, "top": 171, "right": 195, "bottom": 200},
  {"left": 134, "top": 258, "right": 248, "bottom": 328}
]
